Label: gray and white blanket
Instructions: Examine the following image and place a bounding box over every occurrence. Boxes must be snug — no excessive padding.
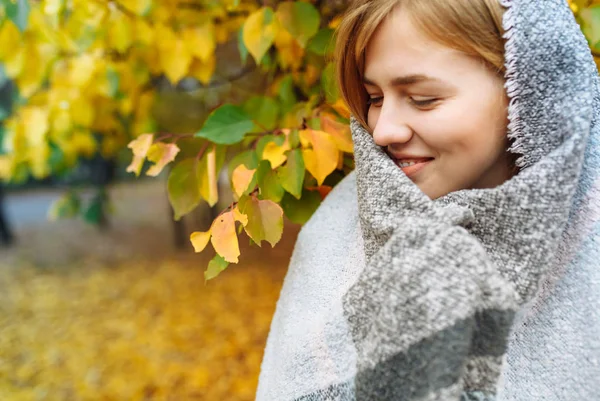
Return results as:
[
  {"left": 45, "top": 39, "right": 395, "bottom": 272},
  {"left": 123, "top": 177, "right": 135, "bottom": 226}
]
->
[{"left": 256, "top": 0, "right": 600, "bottom": 400}]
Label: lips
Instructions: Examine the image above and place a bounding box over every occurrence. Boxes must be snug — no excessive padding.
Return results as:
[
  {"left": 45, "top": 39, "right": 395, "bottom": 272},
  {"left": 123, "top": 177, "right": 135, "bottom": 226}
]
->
[{"left": 391, "top": 157, "right": 433, "bottom": 178}]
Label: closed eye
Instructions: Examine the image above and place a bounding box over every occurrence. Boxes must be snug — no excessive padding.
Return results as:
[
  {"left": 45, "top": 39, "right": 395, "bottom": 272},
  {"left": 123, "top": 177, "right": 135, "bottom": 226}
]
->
[
  {"left": 410, "top": 97, "right": 438, "bottom": 108},
  {"left": 367, "top": 96, "right": 383, "bottom": 107}
]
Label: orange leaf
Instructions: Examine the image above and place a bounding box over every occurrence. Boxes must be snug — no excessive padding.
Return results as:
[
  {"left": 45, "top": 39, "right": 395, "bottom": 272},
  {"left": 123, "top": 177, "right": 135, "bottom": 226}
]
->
[
  {"left": 320, "top": 113, "right": 353, "bottom": 153},
  {"left": 210, "top": 211, "right": 240, "bottom": 263}
]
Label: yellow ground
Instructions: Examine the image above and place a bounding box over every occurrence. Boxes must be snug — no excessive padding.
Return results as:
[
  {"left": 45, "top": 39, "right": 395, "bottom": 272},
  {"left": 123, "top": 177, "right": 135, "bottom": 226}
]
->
[{"left": 0, "top": 180, "right": 299, "bottom": 401}]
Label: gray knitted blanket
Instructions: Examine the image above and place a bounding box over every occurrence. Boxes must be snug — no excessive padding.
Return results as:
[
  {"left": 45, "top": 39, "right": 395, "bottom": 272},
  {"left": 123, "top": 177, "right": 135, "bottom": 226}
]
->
[{"left": 256, "top": 0, "right": 600, "bottom": 399}]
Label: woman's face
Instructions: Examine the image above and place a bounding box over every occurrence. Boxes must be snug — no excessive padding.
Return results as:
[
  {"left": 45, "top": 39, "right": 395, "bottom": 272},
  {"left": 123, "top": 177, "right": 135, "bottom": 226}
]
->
[{"left": 364, "top": 6, "right": 512, "bottom": 200}]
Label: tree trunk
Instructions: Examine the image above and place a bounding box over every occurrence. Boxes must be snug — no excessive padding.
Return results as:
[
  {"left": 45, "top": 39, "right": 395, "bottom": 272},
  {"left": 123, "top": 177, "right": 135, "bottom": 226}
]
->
[{"left": 0, "top": 184, "right": 14, "bottom": 246}]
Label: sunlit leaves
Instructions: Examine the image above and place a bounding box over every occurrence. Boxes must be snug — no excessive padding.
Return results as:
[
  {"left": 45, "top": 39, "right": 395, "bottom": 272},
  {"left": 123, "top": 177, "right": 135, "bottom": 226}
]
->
[
  {"left": 243, "top": 7, "right": 277, "bottom": 64},
  {"left": 195, "top": 104, "right": 256, "bottom": 145}
]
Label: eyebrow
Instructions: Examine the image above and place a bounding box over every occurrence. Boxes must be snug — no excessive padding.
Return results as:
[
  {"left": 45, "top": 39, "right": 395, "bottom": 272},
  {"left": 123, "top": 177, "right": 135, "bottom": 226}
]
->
[{"left": 363, "top": 74, "right": 440, "bottom": 87}]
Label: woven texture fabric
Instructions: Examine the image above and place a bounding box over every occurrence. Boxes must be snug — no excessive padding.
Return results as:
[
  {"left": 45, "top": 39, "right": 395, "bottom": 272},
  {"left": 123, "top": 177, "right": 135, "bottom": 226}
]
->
[{"left": 256, "top": 0, "right": 600, "bottom": 399}]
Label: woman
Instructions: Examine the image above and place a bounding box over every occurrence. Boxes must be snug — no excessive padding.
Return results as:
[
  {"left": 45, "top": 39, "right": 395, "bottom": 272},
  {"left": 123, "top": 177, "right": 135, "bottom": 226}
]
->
[{"left": 256, "top": 0, "right": 600, "bottom": 400}]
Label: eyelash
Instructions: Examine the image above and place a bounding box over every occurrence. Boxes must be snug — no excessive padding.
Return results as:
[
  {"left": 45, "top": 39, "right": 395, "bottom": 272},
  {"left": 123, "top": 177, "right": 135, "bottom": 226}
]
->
[{"left": 366, "top": 97, "right": 438, "bottom": 108}]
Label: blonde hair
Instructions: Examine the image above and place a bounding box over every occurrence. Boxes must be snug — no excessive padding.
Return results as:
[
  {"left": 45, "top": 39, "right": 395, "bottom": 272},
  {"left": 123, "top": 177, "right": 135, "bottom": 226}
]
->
[{"left": 335, "top": 0, "right": 506, "bottom": 128}]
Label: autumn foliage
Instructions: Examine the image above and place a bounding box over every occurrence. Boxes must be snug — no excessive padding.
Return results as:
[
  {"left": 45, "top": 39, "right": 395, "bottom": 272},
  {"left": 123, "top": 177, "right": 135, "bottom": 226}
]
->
[{"left": 0, "top": 0, "right": 597, "bottom": 279}]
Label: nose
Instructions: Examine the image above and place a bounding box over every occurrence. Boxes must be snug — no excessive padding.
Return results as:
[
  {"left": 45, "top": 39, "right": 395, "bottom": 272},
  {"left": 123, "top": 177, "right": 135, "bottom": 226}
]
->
[{"left": 371, "top": 104, "right": 413, "bottom": 148}]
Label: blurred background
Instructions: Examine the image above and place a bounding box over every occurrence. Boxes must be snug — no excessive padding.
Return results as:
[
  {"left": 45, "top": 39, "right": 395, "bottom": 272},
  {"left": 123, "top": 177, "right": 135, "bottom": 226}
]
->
[{"left": 1, "top": 0, "right": 599, "bottom": 400}]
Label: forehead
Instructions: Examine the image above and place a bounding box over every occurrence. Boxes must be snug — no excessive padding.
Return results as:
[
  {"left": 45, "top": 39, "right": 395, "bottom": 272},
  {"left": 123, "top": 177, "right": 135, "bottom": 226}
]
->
[{"left": 363, "top": 6, "right": 470, "bottom": 85}]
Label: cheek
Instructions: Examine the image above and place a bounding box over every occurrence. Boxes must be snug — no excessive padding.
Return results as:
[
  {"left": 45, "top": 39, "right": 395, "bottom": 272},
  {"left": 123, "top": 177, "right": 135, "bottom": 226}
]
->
[{"left": 367, "top": 107, "right": 379, "bottom": 131}]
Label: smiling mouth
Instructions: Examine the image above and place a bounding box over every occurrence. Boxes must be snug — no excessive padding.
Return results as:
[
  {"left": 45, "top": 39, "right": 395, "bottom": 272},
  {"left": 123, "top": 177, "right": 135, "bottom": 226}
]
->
[{"left": 392, "top": 157, "right": 434, "bottom": 177}]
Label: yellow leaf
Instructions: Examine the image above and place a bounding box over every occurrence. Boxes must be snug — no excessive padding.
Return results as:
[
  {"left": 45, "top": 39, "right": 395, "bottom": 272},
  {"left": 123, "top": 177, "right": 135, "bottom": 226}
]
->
[
  {"left": 160, "top": 38, "right": 192, "bottom": 83},
  {"left": 28, "top": 145, "right": 51, "bottom": 179},
  {"left": 69, "top": 53, "right": 96, "bottom": 87},
  {"left": 243, "top": 7, "right": 277, "bottom": 64},
  {"left": 108, "top": 10, "right": 133, "bottom": 52},
  {"left": 4, "top": 46, "right": 24, "bottom": 78},
  {"left": 121, "top": 0, "right": 153, "bottom": 16},
  {"left": 146, "top": 142, "right": 180, "bottom": 177},
  {"left": 232, "top": 164, "right": 256, "bottom": 198},
  {"left": 134, "top": 19, "right": 154, "bottom": 45},
  {"left": 190, "top": 230, "right": 211, "bottom": 253},
  {"left": 71, "top": 130, "right": 97, "bottom": 158},
  {"left": 261, "top": 141, "right": 290, "bottom": 169},
  {"left": 0, "top": 155, "right": 13, "bottom": 180},
  {"left": 233, "top": 205, "right": 248, "bottom": 226},
  {"left": 210, "top": 210, "right": 240, "bottom": 263},
  {"left": 189, "top": 57, "right": 215, "bottom": 85},
  {"left": 0, "top": 21, "right": 20, "bottom": 60},
  {"left": 331, "top": 99, "right": 351, "bottom": 119},
  {"left": 198, "top": 146, "right": 219, "bottom": 207},
  {"left": 126, "top": 133, "right": 154, "bottom": 176},
  {"left": 183, "top": 23, "right": 215, "bottom": 62},
  {"left": 22, "top": 107, "right": 50, "bottom": 146},
  {"left": 299, "top": 129, "right": 339, "bottom": 186},
  {"left": 320, "top": 113, "right": 353, "bottom": 153},
  {"left": 70, "top": 97, "right": 95, "bottom": 127}
]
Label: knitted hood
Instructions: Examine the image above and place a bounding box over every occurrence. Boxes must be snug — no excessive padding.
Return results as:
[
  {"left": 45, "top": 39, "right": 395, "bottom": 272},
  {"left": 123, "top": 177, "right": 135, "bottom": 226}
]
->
[{"left": 346, "top": 0, "right": 600, "bottom": 398}]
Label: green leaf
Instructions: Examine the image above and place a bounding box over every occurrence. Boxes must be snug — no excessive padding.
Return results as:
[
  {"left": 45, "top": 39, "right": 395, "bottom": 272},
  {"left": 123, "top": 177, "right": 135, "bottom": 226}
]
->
[
  {"left": 0, "top": 126, "right": 4, "bottom": 155},
  {"left": 106, "top": 67, "right": 120, "bottom": 98},
  {"left": 82, "top": 189, "right": 109, "bottom": 225},
  {"left": 4, "top": 0, "right": 30, "bottom": 32},
  {"left": 581, "top": 6, "right": 600, "bottom": 48},
  {"left": 242, "top": 96, "right": 280, "bottom": 131},
  {"left": 237, "top": 27, "right": 249, "bottom": 65},
  {"left": 238, "top": 195, "right": 284, "bottom": 247},
  {"left": 256, "top": 160, "right": 284, "bottom": 202},
  {"left": 276, "top": 1, "right": 320, "bottom": 47},
  {"left": 195, "top": 104, "right": 256, "bottom": 145},
  {"left": 280, "top": 188, "right": 321, "bottom": 225},
  {"left": 168, "top": 159, "right": 201, "bottom": 221},
  {"left": 307, "top": 28, "right": 334, "bottom": 55},
  {"left": 321, "top": 62, "right": 339, "bottom": 104},
  {"left": 48, "top": 191, "right": 81, "bottom": 221},
  {"left": 277, "top": 149, "right": 304, "bottom": 199},
  {"left": 278, "top": 75, "right": 297, "bottom": 114},
  {"left": 205, "top": 254, "right": 230, "bottom": 281}
]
